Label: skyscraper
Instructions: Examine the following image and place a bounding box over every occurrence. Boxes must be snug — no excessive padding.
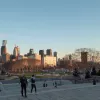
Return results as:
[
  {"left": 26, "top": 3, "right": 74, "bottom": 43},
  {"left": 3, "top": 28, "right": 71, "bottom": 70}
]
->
[
  {"left": 46, "top": 49, "right": 52, "bottom": 56},
  {"left": 54, "top": 52, "right": 57, "bottom": 57},
  {"left": 1, "top": 40, "right": 7, "bottom": 56},
  {"left": 1, "top": 46, "right": 7, "bottom": 55},
  {"left": 13, "top": 45, "right": 20, "bottom": 57},
  {"left": 2, "top": 40, "right": 7, "bottom": 46},
  {"left": 17, "top": 46, "right": 20, "bottom": 55},
  {"left": 1, "top": 40, "right": 10, "bottom": 62},
  {"left": 39, "top": 50, "right": 44, "bottom": 65},
  {"left": 29, "top": 49, "right": 34, "bottom": 55},
  {"left": 54, "top": 52, "right": 57, "bottom": 65},
  {"left": 39, "top": 50, "right": 44, "bottom": 57}
]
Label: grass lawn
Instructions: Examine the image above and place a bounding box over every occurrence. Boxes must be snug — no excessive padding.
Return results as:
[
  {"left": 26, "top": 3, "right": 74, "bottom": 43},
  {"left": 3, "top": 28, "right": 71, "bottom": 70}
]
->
[{"left": 16, "top": 72, "right": 71, "bottom": 79}]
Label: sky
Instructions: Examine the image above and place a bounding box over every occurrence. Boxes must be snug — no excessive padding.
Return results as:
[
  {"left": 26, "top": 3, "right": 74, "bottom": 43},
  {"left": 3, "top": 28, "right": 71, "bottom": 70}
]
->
[{"left": 0, "top": 0, "right": 100, "bottom": 58}]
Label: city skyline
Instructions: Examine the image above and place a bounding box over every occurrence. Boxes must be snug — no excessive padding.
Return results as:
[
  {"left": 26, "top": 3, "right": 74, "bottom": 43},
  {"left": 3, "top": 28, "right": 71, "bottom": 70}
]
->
[{"left": 0, "top": 0, "right": 100, "bottom": 58}]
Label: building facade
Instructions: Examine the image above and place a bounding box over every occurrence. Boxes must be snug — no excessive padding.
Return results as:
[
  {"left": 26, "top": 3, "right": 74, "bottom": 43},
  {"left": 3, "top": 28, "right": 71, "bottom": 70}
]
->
[
  {"left": 2, "top": 53, "right": 10, "bottom": 63},
  {"left": 1, "top": 40, "right": 7, "bottom": 56},
  {"left": 46, "top": 49, "right": 52, "bottom": 56},
  {"left": 18, "top": 55, "right": 28, "bottom": 60},
  {"left": 39, "top": 50, "right": 44, "bottom": 57},
  {"left": 54, "top": 51, "right": 57, "bottom": 64},
  {"left": 39, "top": 50, "right": 44, "bottom": 65},
  {"left": 43, "top": 55, "right": 56, "bottom": 67},
  {"left": 29, "top": 49, "right": 34, "bottom": 55},
  {"left": 1, "top": 46, "right": 7, "bottom": 56},
  {"left": 13, "top": 46, "right": 20, "bottom": 58},
  {"left": 28, "top": 53, "right": 41, "bottom": 61}
]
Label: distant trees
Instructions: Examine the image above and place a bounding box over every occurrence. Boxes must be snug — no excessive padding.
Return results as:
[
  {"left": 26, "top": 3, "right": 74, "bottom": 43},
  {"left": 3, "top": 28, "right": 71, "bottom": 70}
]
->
[
  {"left": 1, "top": 70, "right": 6, "bottom": 75},
  {"left": 85, "top": 67, "right": 97, "bottom": 79},
  {"left": 73, "top": 68, "right": 80, "bottom": 77},
  {"left": 97, "top": 70, "right": 100, "bottom": 76},
  {"left": 85, "top": 70, "right": 91, "bottom": 79}
]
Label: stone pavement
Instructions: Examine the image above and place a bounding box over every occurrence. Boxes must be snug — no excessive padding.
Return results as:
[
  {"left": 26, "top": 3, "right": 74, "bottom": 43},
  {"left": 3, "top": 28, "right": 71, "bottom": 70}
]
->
[{"left": 0, "top": 80, "right": 100, "bottom": 100}]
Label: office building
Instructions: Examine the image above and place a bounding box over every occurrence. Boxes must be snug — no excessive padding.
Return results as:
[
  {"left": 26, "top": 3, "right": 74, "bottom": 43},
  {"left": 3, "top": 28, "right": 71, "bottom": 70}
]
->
[
  {"left": 13, "top": 46, "right": 20, "bottom": 57},
  {"left": 54, "top": 52, "right": 57, "bottom": 57},
  {"left": 54, "top": 52, "right": 58, "bottom": 64},
  {"left": 29, "top": 49, "right": 34, "bottom": 55},
  {"left": 2, "top": 40, "right": 7, "bottom": 46},
  {"left": 18, "top": 55, "right": 28, "bottom": 60},
  {"left": 43, "top": 55, "right": 56, "bottom": 67},
  {"left": 39, "top": 50, "right": 44, "bottom": 57},
  {"left": 28, "top": 53, "right": 41, "bottom": 61},
  {"left": 1, "top": 40, "right": 7, "bottom": 56},
  {"left": 2, "top": 53, "right": 10, "bottom": 63},
  {"left": 46, "top": 49, "right": 52, "bottom": 56},
  {"left": 1, "top": 46, "right": 7, "bottom": 56},
  {"left": 39, "top": 50, "right": 44, "bottom": 65}
]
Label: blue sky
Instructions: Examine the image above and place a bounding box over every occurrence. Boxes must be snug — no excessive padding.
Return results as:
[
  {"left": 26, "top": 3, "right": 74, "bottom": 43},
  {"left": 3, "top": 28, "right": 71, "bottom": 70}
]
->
[{"left": 0, "top": 0, "right": 100, "bottom": 58}]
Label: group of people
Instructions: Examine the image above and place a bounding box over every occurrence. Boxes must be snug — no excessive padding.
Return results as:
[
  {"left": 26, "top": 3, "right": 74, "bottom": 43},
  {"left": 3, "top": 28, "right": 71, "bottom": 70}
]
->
[
  {"left": 20, "top": 74, "right": 60, "bottom": 98},
  {"left": 20, "top": 74, "right": 37, "bottom": 98}
]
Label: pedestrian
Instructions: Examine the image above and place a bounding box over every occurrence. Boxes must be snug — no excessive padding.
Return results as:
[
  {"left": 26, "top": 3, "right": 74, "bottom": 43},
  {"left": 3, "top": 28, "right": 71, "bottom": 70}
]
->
[
  {"left": 55, "top": 81, "right": 57, "bottom": 88},
  {"left": 20, "top": 75, "right": 28, "bottom": 98},
  {"left": 0, "top": 82, "right": 2, "bottom": 92},
  {"left": 43, "top": 81, "right": 45, "bottom": 87},
  {"left": 31, "top": 74, "right": 37, "bottom": 93},
  {"left": 93, "top": 78, "right": 96, "bottom": 85},
  {"left": 43, "top": 80, "right": 47, "bottom": 87}
]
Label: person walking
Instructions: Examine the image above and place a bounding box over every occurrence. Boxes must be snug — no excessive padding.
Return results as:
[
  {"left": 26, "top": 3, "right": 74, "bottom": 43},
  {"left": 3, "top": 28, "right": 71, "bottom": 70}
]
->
[
  {"left": 20, "top": 75, "right": 28, "bottom": 98},
  {"left": 31, "top": 75, "right": 37, "bottom": 93}
]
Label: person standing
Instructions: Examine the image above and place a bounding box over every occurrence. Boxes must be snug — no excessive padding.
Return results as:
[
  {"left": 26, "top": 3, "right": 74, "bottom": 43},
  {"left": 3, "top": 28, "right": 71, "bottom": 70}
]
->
[
  {"left": 31, "top": 75, "right": 37, "bottom": 93},
  {"left": 43, "top": 80, "right": 47, "bottom": 87},
  {"left": 55, "top": 81, "right": 57, "bottom": 88},
  {"left": 20, "top": 75, "right": 28, "bottom": 98}
]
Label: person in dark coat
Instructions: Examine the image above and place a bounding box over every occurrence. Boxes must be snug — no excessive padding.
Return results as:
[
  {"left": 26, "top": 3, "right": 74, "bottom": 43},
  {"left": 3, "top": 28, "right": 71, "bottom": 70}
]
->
[
  {"left": 55, "top": 81, "right": 57, "bottom": 88},
  {"left": 20, "top": 75, "right": 28, "bottom": 97},
  {"left": 31, "top": 75, "right": 37, "bottom": 93},
  {"left": 43, "top": 80, "right": 47, "bottom": 87}
]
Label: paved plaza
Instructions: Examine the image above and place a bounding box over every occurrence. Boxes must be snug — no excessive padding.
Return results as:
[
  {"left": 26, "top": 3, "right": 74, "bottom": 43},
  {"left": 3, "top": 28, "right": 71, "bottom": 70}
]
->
[{"left": 0, "top": 80, "right": 100, "bottom": 100}]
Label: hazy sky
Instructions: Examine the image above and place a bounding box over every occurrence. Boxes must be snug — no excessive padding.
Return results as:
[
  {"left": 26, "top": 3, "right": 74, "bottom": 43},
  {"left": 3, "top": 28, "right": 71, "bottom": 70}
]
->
[{"left": 0, "top": 0, "right": 100, "bottom": 58}]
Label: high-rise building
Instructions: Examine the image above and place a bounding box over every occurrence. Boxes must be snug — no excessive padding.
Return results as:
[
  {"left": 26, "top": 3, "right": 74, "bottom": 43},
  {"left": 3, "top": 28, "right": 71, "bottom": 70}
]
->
[
  {"left": 46, "top": 49, "right": 52, "bottom": 56},
  {"left": 54, "top": 52, "right": 57, "bottom": 65},
  {"left": 54, "top": 52, "right": 57, "bottom": 57},
  {"left": 39, "top": 50, "right": 44, "bottom": 65},
  {"left": 29, "top": 49, "right": 34, "bottom": 55},
  {"left": 39, "top": 50, "right": 44, "bottom": 57},
  {"left": 2, "top": 40, "right": 7, "bottom": 46},
  {"left": 2, "top": 53, "right": 10, "bottom": 62},
  {"left": 17, "top": 46, "right": 20, "bottom": 55},
  {"left": 1, "top": 46, "right": 7, "bottom": 55},
  {"left": 1, "top": 40, "right": 7, "bottom": 56},
  {"left": 13, "top": 46, "right": 20, "bottom": 57}
]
